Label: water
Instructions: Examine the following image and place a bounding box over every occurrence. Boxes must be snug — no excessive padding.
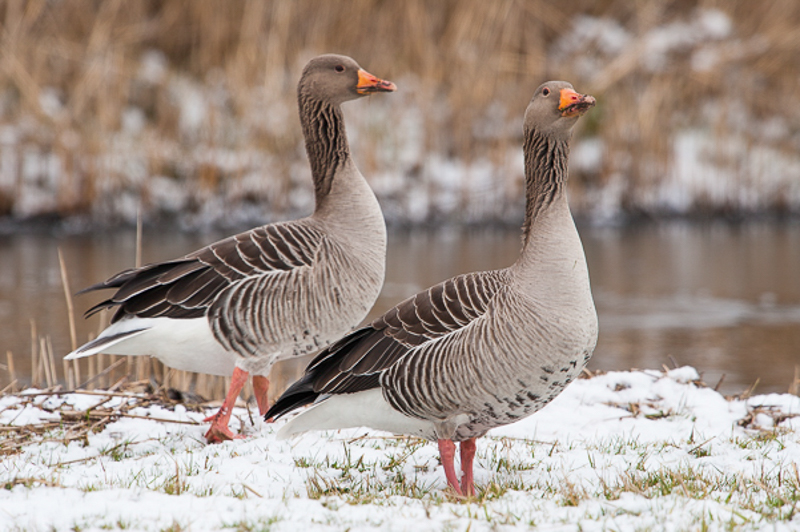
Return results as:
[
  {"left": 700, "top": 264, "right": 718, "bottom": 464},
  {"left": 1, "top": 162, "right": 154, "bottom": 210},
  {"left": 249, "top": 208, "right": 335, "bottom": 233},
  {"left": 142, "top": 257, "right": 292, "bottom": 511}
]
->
[{"left": 1, "top": 221, "right": 799, "bottom": 395}]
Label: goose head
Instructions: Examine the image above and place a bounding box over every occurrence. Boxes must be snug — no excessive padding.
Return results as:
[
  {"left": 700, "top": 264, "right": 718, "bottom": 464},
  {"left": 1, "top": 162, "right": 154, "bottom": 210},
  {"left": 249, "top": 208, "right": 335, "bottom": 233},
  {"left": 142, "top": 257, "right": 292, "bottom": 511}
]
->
[
  {"left": 299, "top": 54, "right": 397, "bottom": 105},
  {"left": 524, "top": 81, "right": 595, "bottom": 138}
]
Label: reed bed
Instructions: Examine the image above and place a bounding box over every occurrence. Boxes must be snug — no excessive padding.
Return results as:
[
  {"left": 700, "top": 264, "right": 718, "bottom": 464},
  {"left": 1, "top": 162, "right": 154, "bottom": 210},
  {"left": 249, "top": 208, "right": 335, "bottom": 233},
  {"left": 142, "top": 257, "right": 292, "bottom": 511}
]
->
[
  {"left": 0, "top": 0, "right": 799, "bottom": 224},
  {"left": 0, "top": 212, "right": 255, "bottom": 405},
  {"left": 2, "top": 322, "right": 239, "bottom": 403}
]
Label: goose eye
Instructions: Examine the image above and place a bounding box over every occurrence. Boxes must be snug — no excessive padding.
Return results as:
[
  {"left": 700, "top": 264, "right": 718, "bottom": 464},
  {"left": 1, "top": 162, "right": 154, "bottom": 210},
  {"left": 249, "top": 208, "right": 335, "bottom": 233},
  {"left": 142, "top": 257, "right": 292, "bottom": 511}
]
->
[
  {"left": 542, "top": 87, "right": 550, "bottom": 96},
  {"left": 334, "top": 65, "right": 345, "bottom": 73}
]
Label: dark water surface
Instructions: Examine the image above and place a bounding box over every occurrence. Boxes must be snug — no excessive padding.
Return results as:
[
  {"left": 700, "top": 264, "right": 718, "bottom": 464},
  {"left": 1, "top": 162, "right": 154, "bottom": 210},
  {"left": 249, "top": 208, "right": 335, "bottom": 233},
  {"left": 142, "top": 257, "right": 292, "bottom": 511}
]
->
[{"left": 1, "top": 221, "right": 799, "bottom": 395}]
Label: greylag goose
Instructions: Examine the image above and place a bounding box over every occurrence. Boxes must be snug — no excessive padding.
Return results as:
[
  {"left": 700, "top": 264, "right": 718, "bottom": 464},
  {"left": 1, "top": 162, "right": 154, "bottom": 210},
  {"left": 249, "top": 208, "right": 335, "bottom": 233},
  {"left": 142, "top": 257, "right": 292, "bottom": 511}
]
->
[
  {"left": 66, "top": 54, "right": 396, "bottom": 443},
  {"left": 266, "top": 81, "right": 598, "bottom": 496}
]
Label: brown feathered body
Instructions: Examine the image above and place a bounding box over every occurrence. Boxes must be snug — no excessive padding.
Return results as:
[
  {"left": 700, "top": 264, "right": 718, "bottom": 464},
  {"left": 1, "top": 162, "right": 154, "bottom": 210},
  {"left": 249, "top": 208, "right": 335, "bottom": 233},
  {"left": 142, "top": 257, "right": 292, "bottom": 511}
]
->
[
  {"left": 66, "top": 56, "right": 393, "bottom": 441},
  {"left": 269, "top": 82, "right": 599, "bottom": 446}
]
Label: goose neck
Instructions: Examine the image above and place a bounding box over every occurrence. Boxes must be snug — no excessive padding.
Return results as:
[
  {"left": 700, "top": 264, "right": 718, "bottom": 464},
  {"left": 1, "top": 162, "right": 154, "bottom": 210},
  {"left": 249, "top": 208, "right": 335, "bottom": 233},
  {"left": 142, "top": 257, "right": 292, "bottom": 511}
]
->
[
  {"left": 520, "top": 130, "right": 570, "bottom": 251},
  {"left": 298, "top": 92, "right": 351, "bottom": 210}
]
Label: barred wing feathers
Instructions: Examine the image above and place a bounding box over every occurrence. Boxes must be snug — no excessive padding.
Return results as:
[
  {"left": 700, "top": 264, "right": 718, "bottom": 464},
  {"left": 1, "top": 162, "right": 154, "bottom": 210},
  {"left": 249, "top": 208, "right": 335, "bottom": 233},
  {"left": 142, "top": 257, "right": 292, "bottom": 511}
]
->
[
  {"left": 267, "top": 270, "right": 508, "bottom": 419},
  {"left": 83, "top": 221, "right": 324, "bottom": 323}
]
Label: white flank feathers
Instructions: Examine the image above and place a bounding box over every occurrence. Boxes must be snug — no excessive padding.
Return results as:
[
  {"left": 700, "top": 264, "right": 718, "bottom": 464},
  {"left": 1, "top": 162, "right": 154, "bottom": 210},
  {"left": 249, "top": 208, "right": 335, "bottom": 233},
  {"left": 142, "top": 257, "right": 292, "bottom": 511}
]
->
[
  {"left": 278, "top": 389, "right": 436, "bottom": 440},
  {"left": 65, "top": 317, "right": 235, "bottom": 376}
]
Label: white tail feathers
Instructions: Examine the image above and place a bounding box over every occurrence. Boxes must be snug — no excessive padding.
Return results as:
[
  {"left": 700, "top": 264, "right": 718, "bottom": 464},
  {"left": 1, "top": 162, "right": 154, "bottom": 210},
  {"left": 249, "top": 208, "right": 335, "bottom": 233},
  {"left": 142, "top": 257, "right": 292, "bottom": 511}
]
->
[{"left": 65, "top": 328, "right": 149, "bottom": 360}]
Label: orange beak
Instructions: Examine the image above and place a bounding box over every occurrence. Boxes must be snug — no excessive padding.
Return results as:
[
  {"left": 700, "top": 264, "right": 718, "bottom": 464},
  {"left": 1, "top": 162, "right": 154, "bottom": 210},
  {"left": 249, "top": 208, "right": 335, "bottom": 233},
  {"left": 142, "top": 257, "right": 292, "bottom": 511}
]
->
[
  {"left": 356, "top": 69, "right": 397, "bottom": 94},
  {"left": 558, "top": 88, "right": 596, "bottom": 117}
]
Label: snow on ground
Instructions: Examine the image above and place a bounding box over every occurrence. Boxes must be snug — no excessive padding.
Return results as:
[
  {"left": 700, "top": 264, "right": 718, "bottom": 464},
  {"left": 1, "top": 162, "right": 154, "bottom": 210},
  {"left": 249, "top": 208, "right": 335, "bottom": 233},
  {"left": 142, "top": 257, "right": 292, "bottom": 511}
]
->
[{"left": 1, "top": 367, "right": 799, "bottom": 531}]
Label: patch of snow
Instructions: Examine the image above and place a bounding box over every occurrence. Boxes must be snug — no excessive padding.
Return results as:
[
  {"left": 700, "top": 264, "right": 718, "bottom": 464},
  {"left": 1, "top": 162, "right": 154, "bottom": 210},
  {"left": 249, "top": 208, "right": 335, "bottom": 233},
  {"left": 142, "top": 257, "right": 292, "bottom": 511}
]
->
[
  {"left": 170, "top": 77, "right": 209, "bottom": 140},
  {"left": 121, "top": 106, "right": 146, "bottom": 136},
  {"left": 1, "top": 368, "right": 798, "bottom": 531},
  {"left": 148, "top": 175, "right": 189, "bottom": 214},
  {"left": 38, "top": 87, "right": 64, "bottom": 119},
  {"left": 697, "top": 9, "right": 733, "bottom": 40},
  {"left": 139, "top": 49, "right": 169, "bottom": 85}
]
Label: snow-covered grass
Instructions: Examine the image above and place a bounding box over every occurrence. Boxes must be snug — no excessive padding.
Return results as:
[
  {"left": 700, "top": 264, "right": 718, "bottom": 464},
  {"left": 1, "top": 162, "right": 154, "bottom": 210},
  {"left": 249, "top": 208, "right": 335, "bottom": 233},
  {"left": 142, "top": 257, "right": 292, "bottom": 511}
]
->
[{"left": 2, "top": 366, "right": 799, "bottom": 531}]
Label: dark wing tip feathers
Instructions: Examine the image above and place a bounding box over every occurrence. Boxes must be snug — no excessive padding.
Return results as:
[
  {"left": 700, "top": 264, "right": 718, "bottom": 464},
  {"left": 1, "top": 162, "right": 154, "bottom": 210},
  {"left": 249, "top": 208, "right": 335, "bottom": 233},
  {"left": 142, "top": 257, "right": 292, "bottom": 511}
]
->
[
  {"left": 265, "top": 327, "right": 377, "bottom": 420},
  {"left": 78, "top": 259, "right": 209, "bottom": 321},
  {"left": 75, "top": 266, "right": 141, "bottom": 297},
  {"left": 264, "top": 376, "right": 320, "bottom": 420}
]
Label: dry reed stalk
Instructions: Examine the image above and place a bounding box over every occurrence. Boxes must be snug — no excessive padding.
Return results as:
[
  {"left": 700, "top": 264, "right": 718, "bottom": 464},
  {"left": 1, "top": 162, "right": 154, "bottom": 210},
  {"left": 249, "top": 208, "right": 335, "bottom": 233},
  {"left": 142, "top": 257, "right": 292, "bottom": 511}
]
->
[
  {"left": 62, "top": 359, "right": 72, "bottom": 391},
  {"left": 87, "top": 354, "right": 96, "bottom": 387},
  {"left": 29, "top": 321, "right": 40, "bottom": 388},
  {"left": 57, "top": 248, "right": 80, "bottom": 389},
  {"left": 2, "top": 0, "right": 799, "bottom": 220},
  {"left": 39, "top": 337, "right": 52, "bottom": 388},
  {"left": 162, "top": 364, "right": 170, "bottom": 392},
  {"left": 47, "top": 338, "right": 58, "bottom": 389},
  {"left": 790, "top": 365, "right": 800, "bottom": 396},
  {"left": 135, "top": 208, "right": 143, "bottom": 268},
  {"left": 136, "top": 356, "right": 148, "bottom": 383},
  {"left": 109, "top": 355, "right": 118, "bottom": 387},
  {"left": 196, "top": 372, "right": 209, "bottom": 399},
  {"left": 97, "top": 352, "right": 105, "bottom": 389},
  {"left": 57, "top": 248, "right": 78, "bottom": 353},
  {"left": 79, "top": 358, "right": 126, "bottom": 390},
  {"left": 5, "top": 351, "right": 17, "bottom": 394},
  {"left": 0, "top": 379, "right": 18, "bottom": 395}
]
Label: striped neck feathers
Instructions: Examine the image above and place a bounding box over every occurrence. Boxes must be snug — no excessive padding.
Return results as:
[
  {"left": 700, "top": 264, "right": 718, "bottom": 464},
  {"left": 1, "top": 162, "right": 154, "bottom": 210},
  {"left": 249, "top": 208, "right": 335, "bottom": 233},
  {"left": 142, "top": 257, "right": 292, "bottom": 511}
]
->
[
  {"left": 520, "top": 127, "right": 571, "bottom": 246},
  {"left": 298, "top": 90, "right": 351, "bottom": 209}
]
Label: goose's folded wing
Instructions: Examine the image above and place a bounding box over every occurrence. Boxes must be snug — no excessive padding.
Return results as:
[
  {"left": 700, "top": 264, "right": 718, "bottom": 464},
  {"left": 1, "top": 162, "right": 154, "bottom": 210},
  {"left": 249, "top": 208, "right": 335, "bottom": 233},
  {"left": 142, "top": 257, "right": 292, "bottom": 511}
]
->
[
  {"left": 83, "top": 222, "right": 323, "bottom": 323},
  {"left": 266, "top": 270, "right": 508, "bottom": 419}
]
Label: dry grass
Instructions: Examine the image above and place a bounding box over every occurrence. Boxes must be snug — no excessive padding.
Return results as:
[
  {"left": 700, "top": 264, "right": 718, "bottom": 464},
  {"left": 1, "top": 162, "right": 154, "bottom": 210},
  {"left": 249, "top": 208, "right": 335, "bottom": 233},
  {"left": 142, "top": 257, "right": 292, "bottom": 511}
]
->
[
  {"left": 1, "top": 0, "right": 799, "bottom": 222},
  {"left": 2, "top": 330, "right": 238, "bottom": 407},
  {"left": 0, "top": 387, "right": 205, "bottom": 457}
]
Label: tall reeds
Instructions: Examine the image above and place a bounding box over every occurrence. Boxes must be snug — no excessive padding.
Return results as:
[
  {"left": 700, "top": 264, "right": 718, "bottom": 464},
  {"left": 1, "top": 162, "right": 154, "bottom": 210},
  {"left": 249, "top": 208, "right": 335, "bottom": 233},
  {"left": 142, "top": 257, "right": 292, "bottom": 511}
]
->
[{"left": 1, "top": 0, "right": 799, "bottom": 221}]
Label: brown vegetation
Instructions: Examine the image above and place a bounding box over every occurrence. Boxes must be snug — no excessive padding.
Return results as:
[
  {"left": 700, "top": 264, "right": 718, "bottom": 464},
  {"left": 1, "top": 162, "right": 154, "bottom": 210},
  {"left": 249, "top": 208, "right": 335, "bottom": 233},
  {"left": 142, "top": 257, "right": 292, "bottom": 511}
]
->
[{"left": 1, "top": 0, "right": 799, "bottom": 223}]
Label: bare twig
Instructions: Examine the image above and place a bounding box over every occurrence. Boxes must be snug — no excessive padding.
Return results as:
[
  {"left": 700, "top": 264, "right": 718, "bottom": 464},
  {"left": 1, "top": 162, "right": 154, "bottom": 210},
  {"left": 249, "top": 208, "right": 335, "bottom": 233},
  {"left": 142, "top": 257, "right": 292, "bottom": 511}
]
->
[
  {"left": 714, "top": 374, "right": 726, "bottom": 392},
  {"left": 687, "top": 437, "right": 715, "bottom": 455},
  {"left": 242, "top": 483, "right": 264, "bottom": 498},
  {"left": 112, "top": 412, "right": 200, "bottom": 425},
  {"left": 78, "top": 358, "right": 127, "bottom": 389},
  {"left": 740, "top": 379, "right": 761, "bottom": 400},
  {"left": 0, "top": 379, "right": 19, "bottom": 395}
]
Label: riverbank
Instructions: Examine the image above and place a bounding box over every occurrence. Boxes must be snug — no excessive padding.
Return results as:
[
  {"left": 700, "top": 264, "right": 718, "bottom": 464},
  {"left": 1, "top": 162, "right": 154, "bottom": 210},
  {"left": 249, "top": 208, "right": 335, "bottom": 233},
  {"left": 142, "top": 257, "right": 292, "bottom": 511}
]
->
[{"left": 2, "top": 1, "right": 799, "bottom": 228}]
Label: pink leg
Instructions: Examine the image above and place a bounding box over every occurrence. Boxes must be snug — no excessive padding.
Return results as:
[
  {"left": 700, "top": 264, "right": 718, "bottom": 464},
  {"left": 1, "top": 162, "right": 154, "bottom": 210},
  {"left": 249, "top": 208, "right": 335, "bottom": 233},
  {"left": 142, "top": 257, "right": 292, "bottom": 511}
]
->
[
  {"left": 204, "top": 367, "right": 249, "bottom": 443},
  {"left": 438, "top": 439, "right": 463, "bottom": 496},
  {"left": 252, "top": 375, "right": 270, "bottom": 418},
  {"left": 460, "top": 438, "right": 477, "bottom": 497}
]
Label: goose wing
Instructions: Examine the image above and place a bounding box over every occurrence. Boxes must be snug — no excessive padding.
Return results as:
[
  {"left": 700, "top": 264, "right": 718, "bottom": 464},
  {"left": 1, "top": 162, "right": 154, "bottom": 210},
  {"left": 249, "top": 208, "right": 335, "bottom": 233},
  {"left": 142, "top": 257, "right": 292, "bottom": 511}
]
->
[
  {"left": 83, "top": 221, "right": 324, "bottom": 323},
  {"left": 267, "top": 270, "right": 508, "bottom": 419}
]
